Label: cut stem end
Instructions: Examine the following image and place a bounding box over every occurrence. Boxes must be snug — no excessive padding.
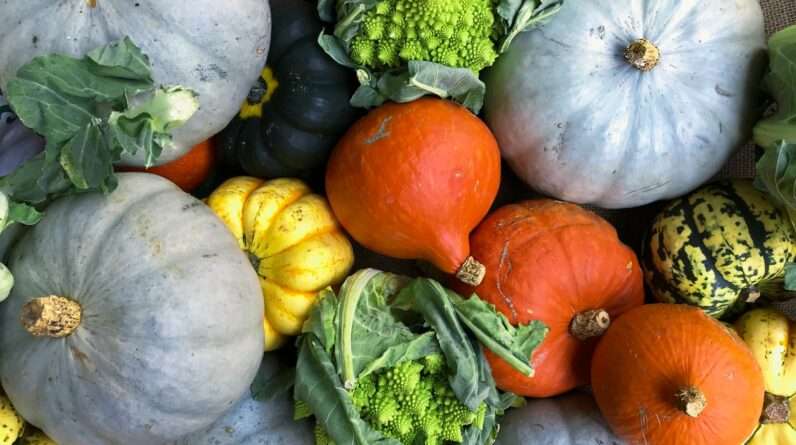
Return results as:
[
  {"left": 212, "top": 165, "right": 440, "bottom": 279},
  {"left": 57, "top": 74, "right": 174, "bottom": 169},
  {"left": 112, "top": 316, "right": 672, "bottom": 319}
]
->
[
  {"left": 570, "top": 309, "right": 611, "bottom": 340},
  {"left": 456, "top": 256, "right": 486, "bottom": 287},
  {"left": 761, "top": 392, "right": 791, "bottom": 424},
  {"left": 624, "top": 38, "right": 661, "bottom": 71},
  {"left": 21, "top": 295, "right": 82, "bottom": 338},
  {"left": 675, "top": 386, "right": 707, "bottom": 418}
]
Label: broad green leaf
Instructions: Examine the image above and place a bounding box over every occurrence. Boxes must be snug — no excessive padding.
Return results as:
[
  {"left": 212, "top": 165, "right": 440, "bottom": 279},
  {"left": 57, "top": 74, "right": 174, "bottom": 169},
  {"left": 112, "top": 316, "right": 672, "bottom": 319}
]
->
[
  {"left": 755, "top": 26, "right": 796, "bottom": 149},
  {"left": 756, "top": 141, "right": 796, "bottom": 229},
  {"left": 60, "top": 120, "right": 113, "bottom": 190},
  {"left": 397, "top": 279, "right": 488, "bottom": 411},
  {"left": 251, "top": 362, "right": 296, "bottom": 402},
  {"left": 334, "top": 269, "right": 412, "bottom": 388},
  {"left": 785, "top": 263, "right": 796, "bottom": 291},
  {"left": 317, "top": 0, "right": 336, "bottom": 22},
  {"left": 1, "top": 37, "right": 196, "bottom": 215},
  {"left": 317, "top": 33, "right": 358, "bottom": 68},
  {"left": 447, "top": 290, "right": 548, "bottom": 377},
  {"left": 8, "top": 202, "right": 42, "bottom": 226},
  {"left": 87, "top": 36, "right": 153, "bottom": 81},
  {"left": 357, "top": 331, "right": 440, "bottom": 378},
  {"left": 294, "top": 336, "right": 399, "bottom": 445},
  {"left": 303, "top": 288, "right": 339, "bottom": 352}
]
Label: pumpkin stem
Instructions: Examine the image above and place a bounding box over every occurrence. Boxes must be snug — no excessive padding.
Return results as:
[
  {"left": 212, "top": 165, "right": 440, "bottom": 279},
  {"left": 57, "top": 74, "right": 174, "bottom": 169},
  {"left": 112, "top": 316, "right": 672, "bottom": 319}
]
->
[
  {"left": 87, "top": 0, "right": 97, "bottom": 7},
  {"left": 675, "top": 386, "right": 707, "bottom": 418},
  {"left": 761, "top": 392, "right": 791, "bottom": 424},
  {"left": 456, "top": 256, "right": 486, "bottom": 287},
  {"left": 20, "top": 296, "right": 82, "bottom": 338},
  {"left": 570, "top": 309, "right": 611, "bottom": 340},
  {"left": 624, "top": 39, "right": 660, "bottom": 71}
]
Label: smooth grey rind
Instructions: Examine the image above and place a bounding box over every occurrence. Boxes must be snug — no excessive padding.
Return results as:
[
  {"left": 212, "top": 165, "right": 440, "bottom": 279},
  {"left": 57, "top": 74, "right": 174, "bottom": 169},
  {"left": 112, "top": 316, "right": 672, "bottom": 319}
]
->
[
  {"left": 0, "top": 173, "right": 265, "bottom": 445},
  {"left": 486, "top": 0, "right": 767, "bottom": 208}
]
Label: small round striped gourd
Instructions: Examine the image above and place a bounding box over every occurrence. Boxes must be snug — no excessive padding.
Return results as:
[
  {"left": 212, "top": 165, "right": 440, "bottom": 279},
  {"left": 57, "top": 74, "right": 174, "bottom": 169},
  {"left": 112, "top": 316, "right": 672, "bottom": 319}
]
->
[{"left": 644, "top": 180, "right": 796, "bottom": 318}]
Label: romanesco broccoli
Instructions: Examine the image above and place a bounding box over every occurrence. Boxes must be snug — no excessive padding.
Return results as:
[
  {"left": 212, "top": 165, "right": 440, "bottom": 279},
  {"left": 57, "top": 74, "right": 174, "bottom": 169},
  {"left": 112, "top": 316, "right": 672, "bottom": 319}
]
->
[
  {"left": 316, "top": 354, "right": 486, "bottom": 445},
  {"left": 349, "top": 0, "right": 498, "bottom": 72}
]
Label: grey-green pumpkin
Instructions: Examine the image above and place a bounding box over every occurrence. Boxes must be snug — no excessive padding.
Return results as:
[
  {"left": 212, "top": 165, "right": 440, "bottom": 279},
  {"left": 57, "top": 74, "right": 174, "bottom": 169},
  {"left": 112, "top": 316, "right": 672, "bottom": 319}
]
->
[
  {"left": 0, "top": 173, "right": 265, "bottom": 445},
  {"left": 495, "top": 392, "right": 622, "bottom": 445},
  {"left": 485, "top": 0, "right": 767, "bottom": 208},
  {"left": 174, "top": 352, "right": 313, "bottom": 445},
  {"left": 0, "top": 0, "right": 271, "bottom": 166}
]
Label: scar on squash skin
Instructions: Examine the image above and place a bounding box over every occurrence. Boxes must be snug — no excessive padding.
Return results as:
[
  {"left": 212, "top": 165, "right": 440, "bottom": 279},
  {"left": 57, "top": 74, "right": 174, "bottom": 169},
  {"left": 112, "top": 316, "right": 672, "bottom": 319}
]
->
[
  {"left": 364, "top": 116, "right": 393, "bottom": 144},
  {"left": 497, "top": 243, "right": 520, "bottom": 322}
]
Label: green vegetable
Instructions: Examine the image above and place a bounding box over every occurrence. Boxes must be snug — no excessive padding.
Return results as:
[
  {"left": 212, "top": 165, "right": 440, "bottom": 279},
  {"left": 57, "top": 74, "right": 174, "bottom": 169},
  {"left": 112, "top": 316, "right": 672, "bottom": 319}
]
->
[
  {"left": 754, "top": 25, "right": 796, "bottom": 289},
  {"left": 293, "top": 269, "right": 547, "bottom": 445},
  {"left": 349, "top": 0, "right": 497, "bottom": 72},
  {"left": 317, "top": 0, "right": 563, "bottom": 112},
  {"left": 0, "top": 37, "right": 198, "bottom": 227},
  {"left": 754, "top": 25, "right": 796, "bottom": 149}
]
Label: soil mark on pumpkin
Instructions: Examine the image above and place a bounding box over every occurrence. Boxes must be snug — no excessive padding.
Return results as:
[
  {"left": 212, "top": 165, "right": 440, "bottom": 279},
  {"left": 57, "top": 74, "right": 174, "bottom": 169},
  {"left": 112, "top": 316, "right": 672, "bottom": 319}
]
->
[{"left": 365, "top": 116, "right": 393, "bottom": 145}]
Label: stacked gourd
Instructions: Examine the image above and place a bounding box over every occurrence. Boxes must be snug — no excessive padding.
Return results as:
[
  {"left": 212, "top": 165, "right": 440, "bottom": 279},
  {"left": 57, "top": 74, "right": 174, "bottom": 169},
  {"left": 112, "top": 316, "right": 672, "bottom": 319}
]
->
[{"left": 0, "top": 0, "right": 793, "bottom": 444}]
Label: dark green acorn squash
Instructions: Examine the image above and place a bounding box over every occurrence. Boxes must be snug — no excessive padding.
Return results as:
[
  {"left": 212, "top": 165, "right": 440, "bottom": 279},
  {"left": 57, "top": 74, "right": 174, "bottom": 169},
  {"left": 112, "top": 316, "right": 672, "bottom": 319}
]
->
[
  {"left": 218, "top": 0, "right": 359, "bottom": 180},
  {"left": 643, "top": 179, "right": 796, "bottom": 318}
]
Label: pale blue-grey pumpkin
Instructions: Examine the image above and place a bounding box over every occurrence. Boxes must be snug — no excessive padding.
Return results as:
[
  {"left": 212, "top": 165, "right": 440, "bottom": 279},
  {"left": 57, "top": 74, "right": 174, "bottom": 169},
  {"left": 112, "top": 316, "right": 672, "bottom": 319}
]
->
[
  {"left": 496, "top": 392, "right": 622, "bottom": 445},
  {"left": 485, "top": 0, "right": 766, "bottom": 209},
  {"left": 0, "top": 0, "right": 271, "bottom": 167},
  {"left": 0, "top": 173, "right": 265, "bottom": 445},
  {"left": 174, "top": 352, "right": 313, "bottom": 445}
]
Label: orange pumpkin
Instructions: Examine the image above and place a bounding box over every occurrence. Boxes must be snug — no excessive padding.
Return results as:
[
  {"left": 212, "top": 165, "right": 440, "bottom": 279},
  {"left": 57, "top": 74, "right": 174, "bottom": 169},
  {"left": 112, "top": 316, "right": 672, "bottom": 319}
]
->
[
  {"left": 456, "top": 200, "right": 644, "bottom": 397},
  {"left": 325, "top": 98, "right": 501, "bottom": 285},
  {"left": 592, "top": 304, "right": 765, "bottom": 445},
  {"left": 119, "top": 139, "right": 215, "bottom": 192}
]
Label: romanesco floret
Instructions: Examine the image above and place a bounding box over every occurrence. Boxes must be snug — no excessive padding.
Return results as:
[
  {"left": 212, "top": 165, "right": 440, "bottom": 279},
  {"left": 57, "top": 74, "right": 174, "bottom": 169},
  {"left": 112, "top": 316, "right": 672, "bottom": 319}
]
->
[
  {"left": 331, "top": 355, "right": 486, "bottom": 445},
  {"left": 349, "top": 0, "right": 498, "bottom": 72}
]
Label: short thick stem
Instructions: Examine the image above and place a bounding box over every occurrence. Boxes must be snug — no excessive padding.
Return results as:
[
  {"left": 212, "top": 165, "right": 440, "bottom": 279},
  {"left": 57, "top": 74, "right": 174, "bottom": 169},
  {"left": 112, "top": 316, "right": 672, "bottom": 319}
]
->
[
  {"left": 675, "top": 386, "right": 707, "bottom": 418},
  {"left": 456, "top": 256, "right": 486, "bottom": 287},
  {"left": 87, "top": 0, "right": 97, "bottom": 7},
  {"left": 570, "top": 309, "right": 611, "bottom": 341},
  {"left": 761, "top": 392, "right": 791, "bottom": 424},
  {"left": 20, "top": 295, "right": 82, "bottom": 338},
  {"left": 624, "top": 38, "right": 661, "bottom": 71}
]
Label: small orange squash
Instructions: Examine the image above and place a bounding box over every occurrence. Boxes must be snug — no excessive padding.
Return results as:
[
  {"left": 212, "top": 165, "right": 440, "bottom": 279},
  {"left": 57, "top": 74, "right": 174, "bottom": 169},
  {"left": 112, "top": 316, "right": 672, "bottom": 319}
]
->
[
  {"left": 325, "top": 98, "right": 501, "bottom": 285},
  {"left": 456, "top": 200, "right": 644, "bottom": 397},
  {"left": 119, "top": 139, "right": 215, "bottom": 192},
  {"left": 592, "top": 304, "right": 765, "bottom": 445}
]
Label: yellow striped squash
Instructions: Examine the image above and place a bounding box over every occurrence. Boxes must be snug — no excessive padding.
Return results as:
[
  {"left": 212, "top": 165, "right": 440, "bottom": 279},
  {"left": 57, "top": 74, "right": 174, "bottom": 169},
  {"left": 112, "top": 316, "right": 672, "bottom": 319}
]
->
[{"left": 644, "top": 180, "right": 796, "bottom": 318}]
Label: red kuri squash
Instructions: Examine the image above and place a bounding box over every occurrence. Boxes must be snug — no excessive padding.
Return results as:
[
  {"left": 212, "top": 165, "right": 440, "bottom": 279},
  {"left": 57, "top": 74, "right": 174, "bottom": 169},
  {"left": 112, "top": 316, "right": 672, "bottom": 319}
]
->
[
  {"left": 119, "top": 139, "right": 215, "bottom": 192},
  {"left": 326, "top": 98, "right": 501, "bottom": 285},
  {"left": 456, "top": 200, "right": 644, "bottom": 397},
  {"left": 592, "top": 304, "right": 765, "bottom": 445}
]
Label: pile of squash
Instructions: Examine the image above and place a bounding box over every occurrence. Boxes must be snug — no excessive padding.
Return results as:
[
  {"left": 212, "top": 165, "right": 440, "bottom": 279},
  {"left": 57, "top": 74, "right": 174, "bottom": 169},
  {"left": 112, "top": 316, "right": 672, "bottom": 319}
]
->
[{"left": 0, "top": 0, "right": 794, "bottom": 444}]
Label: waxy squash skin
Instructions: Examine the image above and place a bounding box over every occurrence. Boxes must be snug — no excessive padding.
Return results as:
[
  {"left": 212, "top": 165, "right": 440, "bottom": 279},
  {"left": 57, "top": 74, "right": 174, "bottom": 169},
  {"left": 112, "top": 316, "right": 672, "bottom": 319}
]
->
[
  {"left": 208, "top": 177, "right": 354, "bottom": 351},
  {"left": 735, "top": 308, "right": 796, "bottom": 445},
  {"left": 644, "top": 180, "right": 796, "bottom": 318},
  {"left": 0, "top": 173, "right": 265, "bottom": 445},
  {"left": 458, "top": 200, "right": 644, "bottom": 397},
  {"left": 326, "top": 98, "right": 501, "bottom": 279}
]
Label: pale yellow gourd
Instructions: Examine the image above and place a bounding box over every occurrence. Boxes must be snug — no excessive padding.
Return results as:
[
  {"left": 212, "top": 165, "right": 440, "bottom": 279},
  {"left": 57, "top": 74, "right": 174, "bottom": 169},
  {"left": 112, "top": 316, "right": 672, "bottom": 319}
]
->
[
  {"left": 735, "top": 308, "right": 796, "bottom": 444},
  {"left": 0, "top": 394, "right": 23, "bottom": 444},
  {"left": 208, "top": 177, "right": 354, "bottom": 350}
]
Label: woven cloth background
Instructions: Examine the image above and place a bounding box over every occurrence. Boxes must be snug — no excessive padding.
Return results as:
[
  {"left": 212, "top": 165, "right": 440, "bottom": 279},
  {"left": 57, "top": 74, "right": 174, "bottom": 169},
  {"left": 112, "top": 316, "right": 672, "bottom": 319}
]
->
[{"left": 719, "top": 0, "right": 796, "bottom": 179}]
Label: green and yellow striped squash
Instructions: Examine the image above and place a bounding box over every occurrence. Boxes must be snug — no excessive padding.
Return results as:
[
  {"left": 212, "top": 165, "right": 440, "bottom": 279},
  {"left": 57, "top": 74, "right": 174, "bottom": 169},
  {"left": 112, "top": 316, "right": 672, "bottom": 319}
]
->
[{"left": 644, "top": 180, "right": 796, "bottom": 318}]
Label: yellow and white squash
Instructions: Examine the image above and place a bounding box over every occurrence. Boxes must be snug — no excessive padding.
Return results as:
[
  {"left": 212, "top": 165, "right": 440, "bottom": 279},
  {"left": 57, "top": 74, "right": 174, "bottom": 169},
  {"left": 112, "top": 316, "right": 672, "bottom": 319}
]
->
[
  {"left": 0, "top": 393, "right": 23, "bottom": 444},
  {"left": 208, "top": 177, "right": 354, "bottom": 350},
  {"left": 735, "top": 308, "right": 796, "bottom": 444}
]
